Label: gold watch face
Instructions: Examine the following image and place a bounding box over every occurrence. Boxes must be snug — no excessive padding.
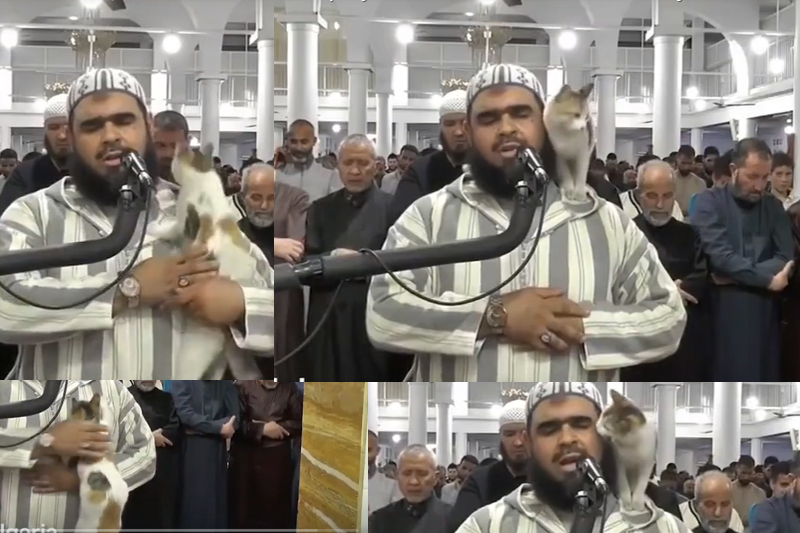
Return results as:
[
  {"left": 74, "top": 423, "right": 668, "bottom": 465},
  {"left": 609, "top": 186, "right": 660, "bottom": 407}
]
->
[{"left": 487, "top": 305, "right": 506, "bottom": 328}]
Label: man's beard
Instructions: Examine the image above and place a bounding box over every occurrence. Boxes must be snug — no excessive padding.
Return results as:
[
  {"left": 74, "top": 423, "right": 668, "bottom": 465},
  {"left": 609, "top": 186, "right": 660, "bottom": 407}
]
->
[
  {"left": 70, "top": 141, "right": 159, "bottom": 207},
  {"left": 466, "top": 137, "right": 556, "bottom": 200},
  {"left": 44, "top": 136, "right": 70, "bottom": 170},
  {"left": 527, "top": 440, "right": 618, "bottom": 512},
  {"left": 440, "top": 131, "right": 467, "bottom": 167},
  {"left": 135, "top": 381, "right": 156, "bottom": 392},
  {"left": 290, "top": 149, "right": 312, "bottom": 165},
  {"left": 643, "top": 210, "right": 671, "bottom": 227},
  {"left": 698, "top": 512, "right": 732, "bottom": 533},
  {"left": 247, "top": 208, "right": 273, "bottom": 228},
  {"left": 738, "top": 478, "right": 750, "bottom": 486}
]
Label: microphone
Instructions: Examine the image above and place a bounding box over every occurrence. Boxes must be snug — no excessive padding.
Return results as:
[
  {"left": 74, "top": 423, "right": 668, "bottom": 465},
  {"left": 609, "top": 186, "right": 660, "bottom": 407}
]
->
[
  {"left": 122, "top": 150, "right": 154, "bottom": 191},
  {"left": 577, "top": 457, "right": 610, "bottom": 495},
  {"left": 274, "top": 146, "right": 551, "bottom": 291},
  {"left": 0, "top": 380, "right": 62, "bottom": 419}
]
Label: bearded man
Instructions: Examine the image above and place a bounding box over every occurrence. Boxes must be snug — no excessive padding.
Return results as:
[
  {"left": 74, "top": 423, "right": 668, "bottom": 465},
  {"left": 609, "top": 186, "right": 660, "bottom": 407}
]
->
[
  {"left": 0, "top": 67, "right": 273, "bottom": 378},
  {"left": 456, "top": 382, "right": 689, "bottom": 533},
  {"left": 679, "top": 471, "right": 744, "bottom": 533}
]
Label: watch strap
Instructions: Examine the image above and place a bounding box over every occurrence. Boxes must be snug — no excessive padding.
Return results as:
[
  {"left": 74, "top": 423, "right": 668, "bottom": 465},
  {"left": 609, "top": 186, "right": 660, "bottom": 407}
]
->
[{"left": 485, "top": 294, "right": 507, "bottom": 335}]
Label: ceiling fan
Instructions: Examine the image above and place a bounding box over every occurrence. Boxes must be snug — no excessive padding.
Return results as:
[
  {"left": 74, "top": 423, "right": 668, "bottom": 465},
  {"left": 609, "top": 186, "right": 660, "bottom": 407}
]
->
[
  {"left": 713, "top": 101, "right": 756, "bottom": 108},
  {"left": 101, "top": 0, "right": 126, "bottom": 10}
]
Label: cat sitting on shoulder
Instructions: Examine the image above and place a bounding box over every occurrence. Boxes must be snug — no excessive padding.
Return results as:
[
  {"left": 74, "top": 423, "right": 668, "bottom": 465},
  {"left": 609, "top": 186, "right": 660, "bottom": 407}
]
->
[
  {"left": 597, "top": 389, "right": 657, "bottom": 512},
  {"left": 153, "top": 143, "right": 260, "bottom": 378},
  {"left": 543, "top": 83, "right": 597, "bottom": 204},
  {"left": 70, "top": 393, "right": 128, "bottom": 533}
]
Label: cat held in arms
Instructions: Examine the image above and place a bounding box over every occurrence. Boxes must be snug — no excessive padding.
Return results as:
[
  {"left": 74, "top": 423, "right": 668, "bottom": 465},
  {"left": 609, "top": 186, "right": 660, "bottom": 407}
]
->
[
  {"left": 71, "top": 394, "right": 128, "bottom": 533},
  {"left": 154, "top": 143, "right": 260, "bottom": 378},
  {"left": 543, "top": 83, "right": 597, "bottom": 204},
  {"left": 597, "top": 390, "right": 657, "bottom": 512}
]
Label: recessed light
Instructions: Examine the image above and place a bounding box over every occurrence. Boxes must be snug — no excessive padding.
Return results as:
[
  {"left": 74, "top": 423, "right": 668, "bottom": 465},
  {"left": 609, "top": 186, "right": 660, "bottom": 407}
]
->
[
  {"left": 68, "top": 16, "right": 79, "bottom": 21},
  {"left": 465, "top": 12, "right": 474, "bottom": 16}
]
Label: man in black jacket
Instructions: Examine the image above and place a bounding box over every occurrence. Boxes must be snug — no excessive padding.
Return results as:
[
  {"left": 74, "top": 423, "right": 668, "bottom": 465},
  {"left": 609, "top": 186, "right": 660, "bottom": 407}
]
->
[
  {"left": 387, "top": 89, "right": 468, "bottom": 225},
  {"left": 0, "top": 93, "right": 71, "bottom": 216}
]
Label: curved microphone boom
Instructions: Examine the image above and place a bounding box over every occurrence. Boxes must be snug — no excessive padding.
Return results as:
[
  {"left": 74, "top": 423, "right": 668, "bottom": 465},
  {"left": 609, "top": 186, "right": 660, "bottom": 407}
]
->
[
  {"left": 122, "top": 150, "right": 154, "bottom": 191},
  {"left": 577, "top": 457, "right": 610, "bottom": 495},
  {"left": 274, "top": 146, "right": 551, "bottom": 291},
  {"left": 0, "top": 380, "right": 62, "bottom": 419}
]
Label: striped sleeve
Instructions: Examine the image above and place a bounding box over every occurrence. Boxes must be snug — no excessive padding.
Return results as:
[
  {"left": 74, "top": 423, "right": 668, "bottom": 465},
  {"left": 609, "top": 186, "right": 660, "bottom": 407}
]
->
[
  {"left": 581, "top": 208, "right": 686, "bottom": 370},
  {"left": 366, "top": 198, "right": 487, "bottom": 357},
  {"left": 0, "top": 427, "right": 41, "bottom": 469},
  {"left": 455, "top": 516, "right": 485, "bottom": 533},
  {"left": 230, "top": 243, "right": 274, "bottom": 353},
  {"left": 112, "top": 381, "right": 156, "bottom": 491},
  {"left": 0, "top": 194, "right": 116, "bottom": 345}
]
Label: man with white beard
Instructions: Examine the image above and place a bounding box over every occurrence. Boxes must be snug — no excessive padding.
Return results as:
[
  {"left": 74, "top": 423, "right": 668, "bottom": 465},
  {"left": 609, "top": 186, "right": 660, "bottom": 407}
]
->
[{"left": 679, "top": 471, "right": 744, "bottom": 533}]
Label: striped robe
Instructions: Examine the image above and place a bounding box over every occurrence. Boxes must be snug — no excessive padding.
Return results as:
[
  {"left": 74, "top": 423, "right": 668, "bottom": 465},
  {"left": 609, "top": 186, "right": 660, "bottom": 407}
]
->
[
  {"left": 457, "top": 486, "right": 691, "bottom": 533},
  {"left": 367, "top": 176, "right": 686, "bottom": 381},
  {"left": 0, "top": 178, "right": 274, "bottom": 379},
  {"left": 0, "top": 380, "right": 156, "bottom": 529}
]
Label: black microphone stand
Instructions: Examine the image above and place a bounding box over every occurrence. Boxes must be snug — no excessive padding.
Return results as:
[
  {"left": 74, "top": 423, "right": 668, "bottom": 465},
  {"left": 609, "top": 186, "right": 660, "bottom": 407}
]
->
[
  {"left": 0, "top": 380, "right": 62, "bottom": 419},
  {"left": 570, "top": 482, "right": 608, "bottom": 533}
]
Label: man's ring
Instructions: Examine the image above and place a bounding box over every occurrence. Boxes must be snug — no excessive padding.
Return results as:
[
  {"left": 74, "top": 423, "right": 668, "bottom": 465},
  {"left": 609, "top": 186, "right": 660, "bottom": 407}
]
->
[
  {"left": 540, "top": 332, "right": 552, "bottom": 344},
  {"left": 178, "top": 276, "right": 189, "bottom": 288}
]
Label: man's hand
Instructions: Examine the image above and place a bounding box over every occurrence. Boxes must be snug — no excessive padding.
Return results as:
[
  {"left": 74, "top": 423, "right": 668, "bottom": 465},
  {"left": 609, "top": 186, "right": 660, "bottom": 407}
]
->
[
  {"left": 34, "top": 420, "right": 111, "bottom": 460},
  {"left": 132, "top": 245, "right": 219, "bottom": 307},
  {"left": 22, "top": 460, "right": 80, "bottom": 495},
  {"left": 769, "top": 261, "right": 794, "bottom": 292},
  {"left": 675, "top": 280, "right": 698, "bottom": 305},
  {"left": 273, "top": 147, "right": 288, "bottom": 169},
  {"left": 165, "top": 277, "right": 245, "bottom": 326},
  {"left": 261, "top": 421, "right": 290, "bottom": 440},
  {"left": 221, "top": 416, "right": 237, "bottom": 439},
  {"left": 275, "top": 238, "right": 304, "bottom": 263},
  {"left": 153, "top": 428, "right": 173, "bottom": 448},
  {"left": 501, "top": 288, "right": 590, "bottom": 352}
]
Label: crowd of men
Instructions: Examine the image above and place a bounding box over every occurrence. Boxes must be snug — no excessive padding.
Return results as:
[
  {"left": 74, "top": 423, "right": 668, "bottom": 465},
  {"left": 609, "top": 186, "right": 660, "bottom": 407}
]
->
[
  {"left": 368, "top": 382, "right": 800, "bottom": 533},
  {"left": 272, "top": 60, "right": 800, "bottom": 382}
]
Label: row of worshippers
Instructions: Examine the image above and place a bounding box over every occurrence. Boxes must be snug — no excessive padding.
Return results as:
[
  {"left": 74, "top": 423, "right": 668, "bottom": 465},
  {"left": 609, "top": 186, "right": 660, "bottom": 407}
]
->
[
  {"left": 0, "top": 66, "right": 273, "bottom": 381},
  {"left": 368, "top": 382, "right": 766, "bottom": 533},
  {"left": 123, "top": 379, "right": 303, "bottom": 530},
  {"left": 271, "top": 60, "right": 798, "bottom": 382}
]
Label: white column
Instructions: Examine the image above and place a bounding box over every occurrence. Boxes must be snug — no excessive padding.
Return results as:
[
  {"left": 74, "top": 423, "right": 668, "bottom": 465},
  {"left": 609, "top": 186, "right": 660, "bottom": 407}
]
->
[
  {"left": 690, "top": 128, "right": 704, "bottom": 154},
  {"left": 367, "top": 382, "right": 379, "bottom": 434},
  {"left": 198, "top": 77, "right": 224, "bottom": 152},
  {"left": 593, "top": 73, "right": 619, "bottom": 159},
  {"left": 395, "top": 122, "right": 408, "bottom": 153},
  {"left": 654, "top": 383, "right": 680, "bottom": 471},
  {"left": 287, "top": 21, "right": 321, "bottom": 131},
  {"left": 434, "top": 382, "right": 453, "bottom": 466},
  {"left": 408, "top": 383, "right": 428, "bottom": 447},
  {"left": 750, "top": 438, "right": 763, "bottom": 464},
  {"left": 653, "top": 35, "right": 685, "bottom": 157},
  {"left": 347, "top": 68, "right": 370, "bottom": 136},
  {"left": 455, "top": 432, "right": 468, "bottom": 463},
  {"left": 376, "top": 93, "right": 392, "bottom": 157},
  {"left": 795, "top": 0, "right": 800, "bottom": 192},
  {"left": 712, "top": 382, "right": 742, "bottom": 467},
  {"left": 256, "top": 38, "right": 275, "bottom": 159}
]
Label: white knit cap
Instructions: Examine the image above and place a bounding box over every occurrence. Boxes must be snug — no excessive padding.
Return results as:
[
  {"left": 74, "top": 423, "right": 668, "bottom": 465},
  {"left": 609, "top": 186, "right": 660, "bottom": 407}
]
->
[
  {"left": 499, "top": 399, "right": 527, "bottom": 430},
  {"left": 466, "top": 64, "right": 545, "bottom": 109},
  {"left": 439, "top": 89, "right": 467, "bottom": 118},
  {"left": 44, "top": 93, "right": 68, "bottom": 122},
  {"left": 526, "top": 382, "right": 605, "bottom": 422},
  {"left": 68, "top": 67, "right": 147, "bottom": 116}
]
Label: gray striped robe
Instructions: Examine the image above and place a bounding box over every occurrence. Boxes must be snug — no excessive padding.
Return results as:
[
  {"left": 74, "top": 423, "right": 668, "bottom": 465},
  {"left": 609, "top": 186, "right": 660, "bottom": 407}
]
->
[
  {"left": 0, "top": 380, "right": 156, "bottom": 529},
  {"left": 0, "top": 178, "right": 274, "bottom": 379},
  {"left": 457, "top": 485, "right": 691, "bottom": 533},
  {"left": 366, "top": 176, "right": 686, "bottom": 381}
]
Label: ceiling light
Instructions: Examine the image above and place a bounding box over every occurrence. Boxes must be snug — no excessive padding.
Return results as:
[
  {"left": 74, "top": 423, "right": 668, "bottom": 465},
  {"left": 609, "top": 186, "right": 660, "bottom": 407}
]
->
[
  {"left": 189, "top": 136, "right": 201, "bottom": 148},
  {"left": 616, "top": 97, "right": 627, "bottom": 107},
  {"left": 557, "top": 30, "right": 577, "bottom": 51},
  {"left": 68, "top": 16, "right": 79, "bottom": 21},
  {"left": 332, "top": 124, "right": 341, "bottom": 133},
  {"left": 755, "top": 409, "right": 767, "bottom": 421},
  {"left": 396, "top": 24, "right": 414, "bottom": 44},
  {"left": 746, "top": 396, "right": 759, "bottom": 409},
  {"left": 693, "top": 99, "right": 707, "bottom": 111},
  {"left": 81, "top": 0, "right": 103, "bottom": 8},
  {"left": 34, "top": 98, "right": 47, "bottom": 112},
  {"left": 750, "top": 35, "right": 769, "bottom": 55},
  {"left": 785, "top": 125, "right": 795, "bottom": 135},
  {"left": 161, "top": 34, "right": 181, "bottom": 55},
  {"left": 329, "top": 91, "right": 342, "bottom": 99},
  {"left": 490, "top": 404, "right": 503, "bottom": 416},
  {"left": 334, "top": 21, "right": 340, "bottom": 30},
  {"left": 479, "top": 0, "right": 496, "bottom": 5},
  {"left": 430, "top": 94, "right": 442, "bottom": 105},
  {"left": 392, "top": 434, "right": 401, "bottom": 443},
  {"left": 685, "top": 86, "right": 699, "bottom": 99},
  {"left": 465, "top": 12, "right": 474, "bottom": 16},
  {"left": 389, "top": 401, "right": 401, "bottom": 410},
  {"left": 0, "top": 28, "right": 19, "bottom": 49},
  {"left": 769, "top": 57, "right": 785, "bottom": 74}
]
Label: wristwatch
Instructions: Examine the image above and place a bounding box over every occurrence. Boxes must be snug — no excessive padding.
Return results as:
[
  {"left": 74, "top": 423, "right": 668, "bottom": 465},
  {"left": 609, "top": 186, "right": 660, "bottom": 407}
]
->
[
  {"left": 118, "top": 275, "right": 141, "bottom": 309},
  {"left": 484, "top": 294, "right": 507, "bottom": 336}
]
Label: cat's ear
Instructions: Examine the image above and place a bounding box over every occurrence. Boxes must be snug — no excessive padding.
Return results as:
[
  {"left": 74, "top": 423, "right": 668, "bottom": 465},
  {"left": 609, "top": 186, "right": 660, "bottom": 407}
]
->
[
  {"left": 579, "top": 83, "right": 595, "bottom": 98},
  {"left": 89, "top": 393, "right": 101, "bottom": 411},
  {"left": 202, "top": 143, "right": 214, "bottom": 160},
  {"left": 557, "top": 84, "right": 573, "bottom": 96},
  {"left": 610, "top": 389, "right": 625, "bottom": 404}
]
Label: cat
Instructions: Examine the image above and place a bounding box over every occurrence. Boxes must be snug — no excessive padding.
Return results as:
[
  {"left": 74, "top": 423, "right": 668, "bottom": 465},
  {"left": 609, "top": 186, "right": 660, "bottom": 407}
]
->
[
  {"left": 70, "top": 393, "right": 128, "bottom": 533},
  {"left": 596, "top": 389, "right": 657, "bottom": 512},
  {"left": 153, "top": 143, "right": 260, "bottom": 378},
  {"left": 543, "top": 83, "right": 597, "bottom": 203}
]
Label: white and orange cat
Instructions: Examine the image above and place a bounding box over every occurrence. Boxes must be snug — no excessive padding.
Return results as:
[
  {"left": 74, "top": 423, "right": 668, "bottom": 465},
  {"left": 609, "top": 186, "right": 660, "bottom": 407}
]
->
[
  {"left": 597, "top": 390, "right": 657, "bottom": 512},
  {"left": 543, "top": 83, "right": 596, "bottom": 203},
  {"left": 154, "top": 144, "right": 260, "bottom": 378},
  {"left": 71, "top": 394, "right": 128, "bottom": 533}
]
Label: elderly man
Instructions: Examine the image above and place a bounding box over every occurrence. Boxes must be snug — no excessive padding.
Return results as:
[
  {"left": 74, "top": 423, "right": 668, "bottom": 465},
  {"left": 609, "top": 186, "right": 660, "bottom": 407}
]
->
[
  {"left": 619, "top": 160, "right": 683, "bottom": 222},
  {"left": 388, "top": 90, "right": 469, "bottom": 224},
  {"left": 621, "top": 160, "right": 711, "bottom": 381},
  {"left": 370, "top": 444, "right": 451, "bottom": 533},
  {"left": 304, "top": 134, "right": 393, "bottom": 380},
  {"left": 456, "top": 382, "right": 689, "bottom": 533},
  {"left": 447, "top": 400, "right": 529, "bottom": 533},
  {"left": 368, "top": 63, "right": 685, "bottom": 381},
  {"left": 679, "top": 471, "right": 744, "bottom": 533}
]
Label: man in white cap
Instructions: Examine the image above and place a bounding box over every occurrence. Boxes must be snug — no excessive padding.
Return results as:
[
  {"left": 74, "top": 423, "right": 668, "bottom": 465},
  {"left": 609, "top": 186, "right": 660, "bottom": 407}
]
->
[
  {"left": 0, "top": 93, "right": 72, "bottom": 215},
  {"left": 456, "top": 382, "right": 689, "bottom": 533},
  {"left": 447, "top": 399, "right": 529, "bottom": 532},
  {"left": 0, "top": 67, "right": 273, "bottom": 378},
  {"left": 367, "top": 63, "right": 686, "bottom": 381},
  {"left": 387, "top": 89, "right": 469, "bottom": 225}
]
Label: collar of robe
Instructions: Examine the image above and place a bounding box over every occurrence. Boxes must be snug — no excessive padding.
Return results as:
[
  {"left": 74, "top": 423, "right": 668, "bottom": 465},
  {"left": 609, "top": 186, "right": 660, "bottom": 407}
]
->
[
  {"left": 344, "top": 185, "right": 374, "bottom": 208},
  {"left": 403, "top": 497, "right": 433, "bottom": 519}
]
